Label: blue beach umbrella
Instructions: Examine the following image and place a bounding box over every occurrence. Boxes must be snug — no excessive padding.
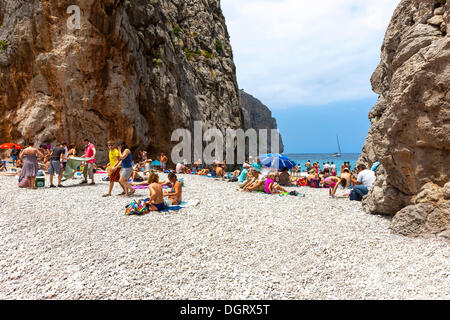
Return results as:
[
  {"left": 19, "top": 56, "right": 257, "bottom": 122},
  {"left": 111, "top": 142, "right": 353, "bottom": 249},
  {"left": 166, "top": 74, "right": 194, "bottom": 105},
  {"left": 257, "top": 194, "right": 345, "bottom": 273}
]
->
[
  {"left": 151, "top": 160, "right": 161, "bottom": 166},
  {"left": 259, "top": 153, "right": 296, "bottom": 170}
]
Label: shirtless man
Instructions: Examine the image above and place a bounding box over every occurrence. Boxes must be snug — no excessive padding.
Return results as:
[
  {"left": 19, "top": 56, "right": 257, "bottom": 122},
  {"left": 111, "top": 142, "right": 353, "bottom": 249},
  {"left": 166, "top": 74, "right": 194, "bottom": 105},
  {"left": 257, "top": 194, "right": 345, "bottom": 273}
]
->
[
  {"left": 160, "top": 153, "right": 168, "bottom": 171},
  {"left": 215, "top": 164, "right": 224, "bottom": 177},
  {"left": 305, "top": 160, "right": 312, "bottom": 172},
  {"left": 164, "top": 172, "right": 182, "bottom": 205},
  {"left": 329, "top": 168, "right": 353, "bottom": 198},
  {"left": 146, "top": 173, "right": 166, "bottom": 211}
]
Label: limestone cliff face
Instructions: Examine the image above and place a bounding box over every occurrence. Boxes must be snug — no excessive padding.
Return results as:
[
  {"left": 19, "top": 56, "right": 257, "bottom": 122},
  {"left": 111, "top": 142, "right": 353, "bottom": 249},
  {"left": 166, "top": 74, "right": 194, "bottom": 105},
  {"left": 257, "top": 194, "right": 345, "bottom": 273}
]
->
[
  {"left": 239, "top": 90, "right": 284, "bottom": 154},
  {"left": 358, "top": 0, "right": 450, "bottom": 238},
  {"left": 0, "top": 0, "right": 243, "bottom": 162}
]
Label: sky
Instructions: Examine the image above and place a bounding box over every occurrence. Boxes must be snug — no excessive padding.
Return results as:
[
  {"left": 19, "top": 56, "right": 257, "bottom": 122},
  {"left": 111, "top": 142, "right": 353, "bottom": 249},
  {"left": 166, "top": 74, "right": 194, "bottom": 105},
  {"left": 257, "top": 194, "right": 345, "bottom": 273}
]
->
[{"left": 221, "top": 0, "right": 401, "bottom": 153}]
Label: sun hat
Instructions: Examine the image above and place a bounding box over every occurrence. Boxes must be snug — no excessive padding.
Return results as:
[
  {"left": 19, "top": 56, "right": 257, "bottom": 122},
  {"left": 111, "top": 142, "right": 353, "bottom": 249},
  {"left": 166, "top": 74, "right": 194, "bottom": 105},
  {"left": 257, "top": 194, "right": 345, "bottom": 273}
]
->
[{"left": 243, "top": 163, "right": 251, "bottom": 168}]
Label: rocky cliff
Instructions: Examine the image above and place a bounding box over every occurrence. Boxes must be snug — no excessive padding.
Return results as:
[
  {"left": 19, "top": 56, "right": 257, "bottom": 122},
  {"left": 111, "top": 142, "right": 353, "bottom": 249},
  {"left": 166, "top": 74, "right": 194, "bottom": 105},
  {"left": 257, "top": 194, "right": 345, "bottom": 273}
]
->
[
  {"left": 239, "top": 90, "right": 284, "bottom": 154},
  {"left": 358, "top": 0, "right": 449, "bottom": 238},
  {"left": 0, "top": 0, "right": 244, "bottom": 162}
]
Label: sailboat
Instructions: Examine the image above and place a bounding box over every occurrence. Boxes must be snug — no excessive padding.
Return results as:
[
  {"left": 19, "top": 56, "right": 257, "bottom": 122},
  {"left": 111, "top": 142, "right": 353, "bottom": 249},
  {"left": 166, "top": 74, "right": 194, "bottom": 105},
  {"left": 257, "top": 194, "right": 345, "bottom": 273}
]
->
[{"left": 332, "top": 135, "right": 342, "bottom": 157}]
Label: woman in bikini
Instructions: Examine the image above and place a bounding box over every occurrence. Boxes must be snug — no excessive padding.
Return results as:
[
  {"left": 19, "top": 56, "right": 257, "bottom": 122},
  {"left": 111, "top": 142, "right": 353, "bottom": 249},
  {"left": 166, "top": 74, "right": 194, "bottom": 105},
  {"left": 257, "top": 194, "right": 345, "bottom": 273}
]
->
[{"left": 164, "top": 172, "right": 182, "bottom": 205}]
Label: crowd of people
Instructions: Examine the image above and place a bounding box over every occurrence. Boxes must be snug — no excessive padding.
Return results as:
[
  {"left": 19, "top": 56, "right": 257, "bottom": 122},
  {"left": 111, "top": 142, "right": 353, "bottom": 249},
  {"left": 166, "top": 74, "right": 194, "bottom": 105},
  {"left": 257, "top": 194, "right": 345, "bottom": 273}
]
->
[{"left": 3, "top": 140, "right": 377, "bottom": 210}]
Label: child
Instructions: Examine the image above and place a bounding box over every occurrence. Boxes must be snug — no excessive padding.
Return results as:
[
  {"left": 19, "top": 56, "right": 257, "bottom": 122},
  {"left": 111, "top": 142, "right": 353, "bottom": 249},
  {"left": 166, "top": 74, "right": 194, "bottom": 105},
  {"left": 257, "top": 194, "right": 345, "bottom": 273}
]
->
[{"left": 264, "top": 173, "right": 288, "bottom": 194}]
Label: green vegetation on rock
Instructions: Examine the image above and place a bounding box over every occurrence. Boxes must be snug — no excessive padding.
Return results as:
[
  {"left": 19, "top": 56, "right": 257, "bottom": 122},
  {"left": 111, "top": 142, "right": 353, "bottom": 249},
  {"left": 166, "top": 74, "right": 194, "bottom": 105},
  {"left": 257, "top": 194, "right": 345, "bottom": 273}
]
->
[{"left": 0, "top": 40, "right": 8, "bottom": 51}]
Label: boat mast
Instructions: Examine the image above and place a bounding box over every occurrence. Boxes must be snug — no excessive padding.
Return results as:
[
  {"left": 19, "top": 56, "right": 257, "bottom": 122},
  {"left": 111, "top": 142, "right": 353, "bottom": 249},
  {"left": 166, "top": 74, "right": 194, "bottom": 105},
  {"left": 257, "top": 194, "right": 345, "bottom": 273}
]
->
[{"left": 337, "top": 135, "right": 342, "bottom": 154}]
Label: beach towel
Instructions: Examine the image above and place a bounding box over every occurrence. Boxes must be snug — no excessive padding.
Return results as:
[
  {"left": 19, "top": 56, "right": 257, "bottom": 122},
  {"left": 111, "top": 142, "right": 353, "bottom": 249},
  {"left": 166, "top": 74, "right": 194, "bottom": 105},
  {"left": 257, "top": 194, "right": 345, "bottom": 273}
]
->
[
  {"left": 62, "top": 157, "right": 91, "bottom": 181},
  {"left": 132, "top": 185, "right": 149, "bottom": 190},
  {"left": 0, "top": 172, "right": 17, "bottom": 176},
  {"left": 256, "top": 190, "right": 305, "bottom": 197},
  {"left": 125, "top": 199, "right": 200, "bottom": 215}
]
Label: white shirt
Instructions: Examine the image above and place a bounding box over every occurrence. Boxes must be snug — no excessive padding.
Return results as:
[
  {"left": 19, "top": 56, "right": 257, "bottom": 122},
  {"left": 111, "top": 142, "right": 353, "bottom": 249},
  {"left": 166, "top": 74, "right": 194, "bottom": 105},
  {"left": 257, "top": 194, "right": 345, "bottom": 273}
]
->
[
  {"left": 357, "top": 169, "right": 376, "bottom": 188},
  {"left": 63, "top": 147, "right": 68, "bottom": 163},
  {"left": 176, "top": 163, "right": 185, "bottom": 173}
]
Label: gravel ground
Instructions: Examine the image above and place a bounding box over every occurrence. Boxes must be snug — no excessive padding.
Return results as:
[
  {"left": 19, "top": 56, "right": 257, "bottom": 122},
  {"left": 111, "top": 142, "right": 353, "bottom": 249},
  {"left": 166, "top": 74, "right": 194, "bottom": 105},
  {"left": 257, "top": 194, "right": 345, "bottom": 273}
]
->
[{"left": 0, "top": 173, "right": 449, "bottom": 300}]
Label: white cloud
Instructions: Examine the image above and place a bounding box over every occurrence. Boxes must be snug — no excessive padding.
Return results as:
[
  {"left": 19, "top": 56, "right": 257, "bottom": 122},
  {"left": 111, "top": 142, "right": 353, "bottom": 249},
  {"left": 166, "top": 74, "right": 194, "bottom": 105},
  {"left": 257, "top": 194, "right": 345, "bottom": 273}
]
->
[{"left": 222, "top": 0, "right": 401, "bottom": 108}]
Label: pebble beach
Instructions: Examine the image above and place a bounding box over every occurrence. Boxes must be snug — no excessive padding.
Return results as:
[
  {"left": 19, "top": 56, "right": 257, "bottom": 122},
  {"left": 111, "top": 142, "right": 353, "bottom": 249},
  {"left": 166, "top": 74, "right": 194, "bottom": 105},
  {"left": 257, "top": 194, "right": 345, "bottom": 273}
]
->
[{"left": 0, "top": 173, "right": 449, "bottom": 300}]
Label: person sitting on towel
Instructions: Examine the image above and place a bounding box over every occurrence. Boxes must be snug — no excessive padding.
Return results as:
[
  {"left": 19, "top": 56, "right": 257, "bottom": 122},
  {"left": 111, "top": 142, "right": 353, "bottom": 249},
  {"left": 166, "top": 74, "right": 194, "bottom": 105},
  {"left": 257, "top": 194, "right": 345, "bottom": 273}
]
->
[
  {"left": 0, "top": 159, "right": 6, "bottom": 172},
  {"left": 215, "top": 163, "right": 224, "bottom": 177},
  {"left": 243, "top": 170, "right": 265, "bottom": 192},
  {"left": 164, "top": 172, "right": 183, "bottom": 205},
  {"left": 265, "top": 173, "right": 288, "bottom": 194},
  {"left": 146, "top": 172, "right": 166, "bottom": 211},
  {"left": 278, "top": 167, "right": 292, "bottom": 186}
]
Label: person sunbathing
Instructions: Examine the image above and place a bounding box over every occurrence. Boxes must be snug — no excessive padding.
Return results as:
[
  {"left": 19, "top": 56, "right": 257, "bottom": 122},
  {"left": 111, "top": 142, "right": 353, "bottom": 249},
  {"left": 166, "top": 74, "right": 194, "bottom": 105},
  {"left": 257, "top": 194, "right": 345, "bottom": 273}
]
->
[
  {"left": 265, "top": 173, "right": 289, "bottom": 194},
  {"left": 238, "top": 169, "right": 256, "bottom": 190},
  {"left": 243, "top": 171, "right": 266, "bottom": 192},
  {"left": 146, "top": 173, "right": 166, "bottom": 211},
  {"left": 0, "top": 160, "right": 6, "bottom": 172},
  {"left": 196, "top": 168, "right": 210, "bottom": 176},
  {"left": 164, "top": 172, "right": 182, "bottom": 205},
  {"left": 215, "top": 164, "right": 224, "bottom": 177},
  {"left": 278, "top": 167, "right": 292, "bottom": 186}
]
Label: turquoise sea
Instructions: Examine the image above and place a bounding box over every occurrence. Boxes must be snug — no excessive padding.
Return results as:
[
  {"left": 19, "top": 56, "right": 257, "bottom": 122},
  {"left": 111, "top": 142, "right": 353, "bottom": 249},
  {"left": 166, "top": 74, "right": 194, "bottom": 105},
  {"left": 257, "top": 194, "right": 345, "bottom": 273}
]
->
[{"left": 285, "top": 153, "right": 360, "bottom": 174}]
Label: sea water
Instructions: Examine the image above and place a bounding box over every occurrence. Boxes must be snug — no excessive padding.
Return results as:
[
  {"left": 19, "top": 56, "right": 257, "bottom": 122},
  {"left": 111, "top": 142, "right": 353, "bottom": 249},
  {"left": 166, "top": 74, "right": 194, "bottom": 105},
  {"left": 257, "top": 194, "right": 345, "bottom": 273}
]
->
[{"left": 285, "top": 153, "right": 360, "bottom": 174}]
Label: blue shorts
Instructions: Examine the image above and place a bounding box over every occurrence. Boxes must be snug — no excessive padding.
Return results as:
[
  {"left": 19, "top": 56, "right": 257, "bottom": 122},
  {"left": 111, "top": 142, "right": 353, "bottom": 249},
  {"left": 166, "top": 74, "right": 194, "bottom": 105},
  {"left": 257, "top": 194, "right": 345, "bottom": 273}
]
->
[
  {"left": 48, "top": 161, "right": 62, "bottom": 175},
  {"left": 12, "top": 155, "right": 18, "bottom": 161},
  {"left": 153, "top": 203, "right": 166, "bottom": 211}
]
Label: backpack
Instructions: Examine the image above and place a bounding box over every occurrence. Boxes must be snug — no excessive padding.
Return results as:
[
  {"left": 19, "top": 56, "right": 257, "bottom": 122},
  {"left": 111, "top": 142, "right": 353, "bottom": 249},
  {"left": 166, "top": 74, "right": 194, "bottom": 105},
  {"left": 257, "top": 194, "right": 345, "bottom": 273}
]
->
[{"left": 310, "top": 179, "right": 321, "bottom": 188}]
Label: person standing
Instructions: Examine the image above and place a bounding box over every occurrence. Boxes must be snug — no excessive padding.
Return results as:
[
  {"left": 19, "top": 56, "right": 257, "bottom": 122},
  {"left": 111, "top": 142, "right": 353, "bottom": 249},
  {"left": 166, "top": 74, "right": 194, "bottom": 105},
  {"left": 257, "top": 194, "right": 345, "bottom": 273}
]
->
[
  {"left": 67, "top": 143, "right": 77, "bottom": 157},
  {"left": 10, "top": 146, "right": 19, "bottom": 167},
  {"left": 18, "top": 142, "right": 43, "bottom": 189},
  {"left": 330, "top": 162, "right": 337, "bottom": 176},
  {"left": 81, "top": 138, "right": 96, "bottom": 185},
  {"left": 160, "top": 153, "right": 168, "bottom": 171},
  {"left": 305, "top": 160, "right": 312, "bottom": 172},
  {"left": 350, "top": 164, "right": 376, "bottom": 201},
  {"left": 103, "top": 141, "right": 121, "bottom": 197},
  {"left": 49, "top": 142, "right": 67, "bottom": 188},
  {"left": 118, "top": 142, "right": 134, "bottom": 196},
  {"left": 61, "top": 142, "right": 69, "bottom": 172}
]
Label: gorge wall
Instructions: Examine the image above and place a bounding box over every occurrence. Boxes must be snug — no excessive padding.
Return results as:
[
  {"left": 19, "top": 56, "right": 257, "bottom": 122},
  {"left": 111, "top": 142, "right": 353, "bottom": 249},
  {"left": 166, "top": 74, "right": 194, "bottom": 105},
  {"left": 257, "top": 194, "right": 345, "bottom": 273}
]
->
[
  {"left": 358, "top": 0, "right": 449, "bottom": 239},
  {"left": 0, "top": 0, "right": 246, "bottom": 162},
  {"left": 239, "top": 90, "right": 284, "bottom": 154}
]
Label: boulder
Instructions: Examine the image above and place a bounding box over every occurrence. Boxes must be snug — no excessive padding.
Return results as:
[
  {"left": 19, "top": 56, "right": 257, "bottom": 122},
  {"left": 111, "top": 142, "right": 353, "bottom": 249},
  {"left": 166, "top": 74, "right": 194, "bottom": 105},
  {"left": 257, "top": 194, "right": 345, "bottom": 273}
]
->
[{"left": 358, "top": 0, "right": 450, "bottom": 238}]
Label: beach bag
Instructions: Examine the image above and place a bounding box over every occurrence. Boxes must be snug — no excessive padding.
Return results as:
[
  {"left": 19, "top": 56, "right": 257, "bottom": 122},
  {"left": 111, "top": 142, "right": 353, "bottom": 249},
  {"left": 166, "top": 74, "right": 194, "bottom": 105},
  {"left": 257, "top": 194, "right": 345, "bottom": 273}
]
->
[
  {"left": 310, "top": 179, "right": 321, "bottom": 188},
  {"left": 18, "top": 176, "right": 30, "bottom": 188},
  {"left": 125, "top": 198, "right": 150, "bottom": 215},
  {"left": 296, "top": 178, "right": 307, "bottom": 186}
]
